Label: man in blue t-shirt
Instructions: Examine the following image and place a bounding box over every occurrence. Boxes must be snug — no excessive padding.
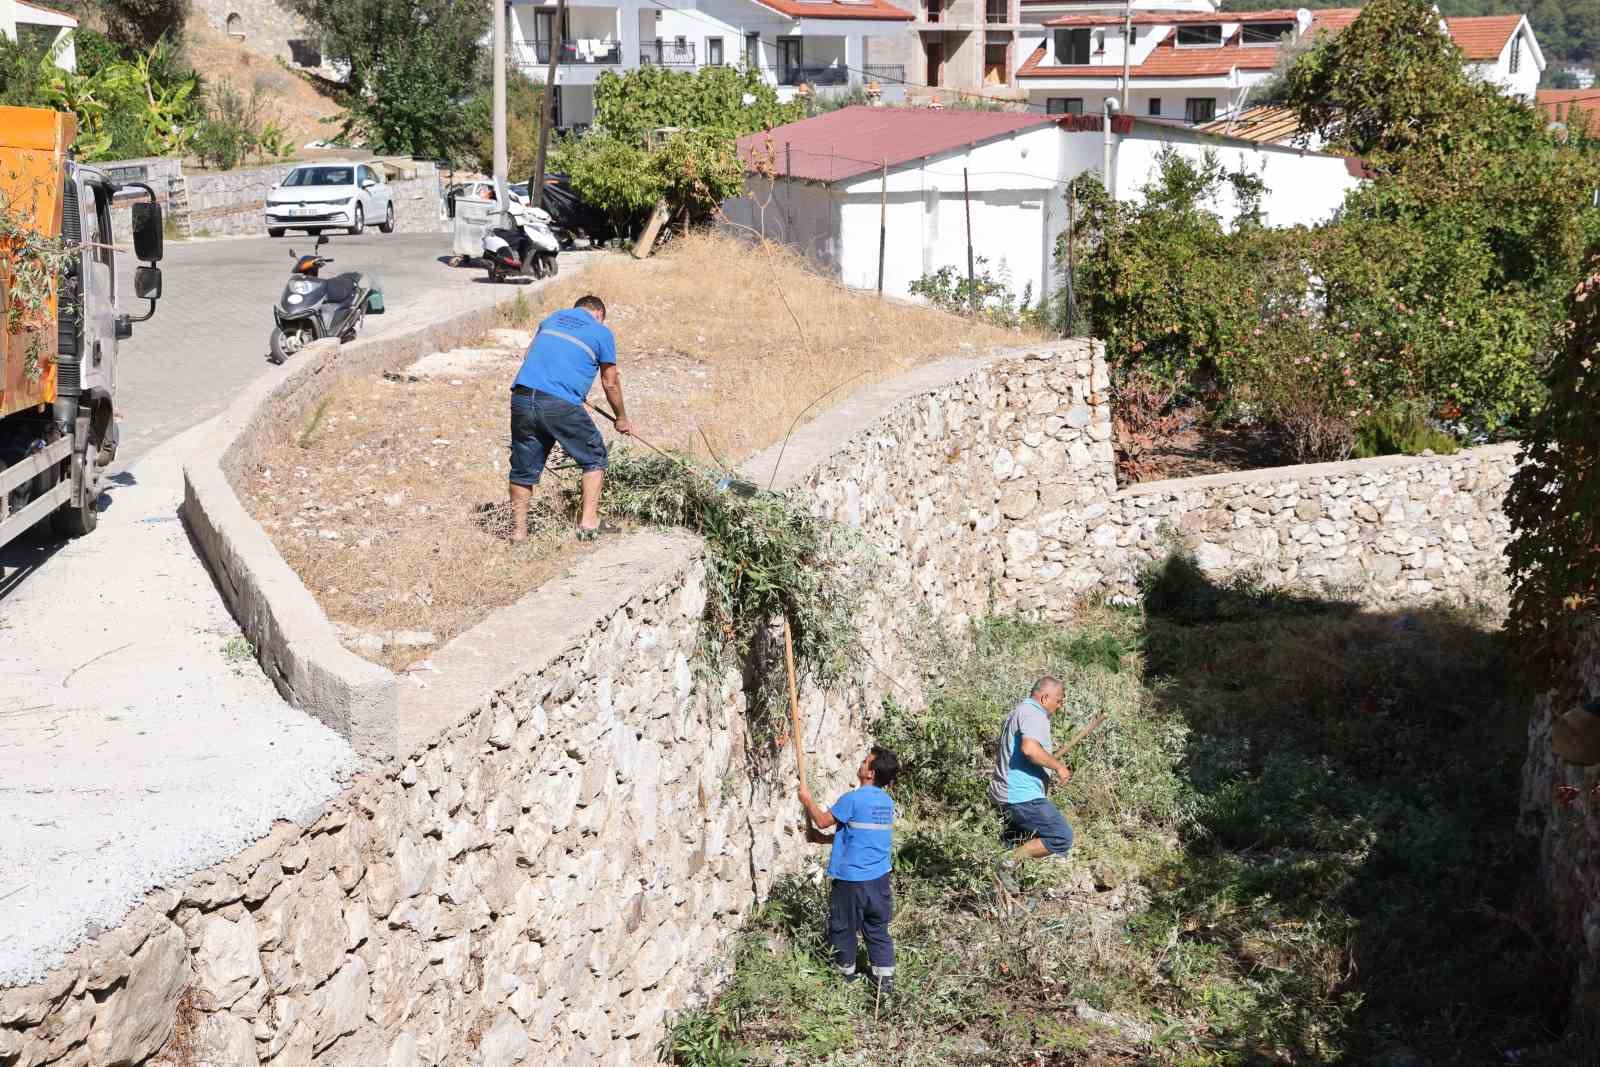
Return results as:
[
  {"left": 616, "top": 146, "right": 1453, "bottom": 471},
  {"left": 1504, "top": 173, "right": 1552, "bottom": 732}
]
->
[
  {"left": 506, "top": 294, "right": 635, "bottom": 543},
  {"left": 797, "top": 746, "right": 900, "bottom": 996}
]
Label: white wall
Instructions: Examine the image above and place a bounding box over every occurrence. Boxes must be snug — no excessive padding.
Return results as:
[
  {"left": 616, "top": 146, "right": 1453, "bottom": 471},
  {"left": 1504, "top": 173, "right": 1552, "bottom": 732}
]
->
[
  {"left": 1470, "top": 27, "right": 1541, "bottom": 101},
  {"left": 1105, "top": 125, "right": 1360, "bottom": 228}
]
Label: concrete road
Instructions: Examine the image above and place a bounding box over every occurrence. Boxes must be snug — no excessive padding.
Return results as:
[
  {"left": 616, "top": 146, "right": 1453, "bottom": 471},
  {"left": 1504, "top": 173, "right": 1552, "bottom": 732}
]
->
[{"left": 112, "top": 230, "right": 502, "bottom": 467}]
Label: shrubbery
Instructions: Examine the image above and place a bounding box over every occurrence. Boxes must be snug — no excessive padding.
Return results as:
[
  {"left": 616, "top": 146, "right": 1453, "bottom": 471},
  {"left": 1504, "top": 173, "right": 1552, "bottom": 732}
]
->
[{"left": 1070, "top": 0, "right": 1600, "bottom": 465}]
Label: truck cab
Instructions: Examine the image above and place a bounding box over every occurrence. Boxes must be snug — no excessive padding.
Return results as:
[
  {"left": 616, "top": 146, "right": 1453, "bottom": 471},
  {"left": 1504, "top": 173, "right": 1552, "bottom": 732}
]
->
[{"left": 0, "top": 107, "right": 164, "bottom": 551}]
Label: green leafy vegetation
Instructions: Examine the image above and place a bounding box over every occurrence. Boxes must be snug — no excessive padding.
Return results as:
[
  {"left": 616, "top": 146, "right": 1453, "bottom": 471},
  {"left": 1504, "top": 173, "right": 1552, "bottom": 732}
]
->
[
  {"left": 192, "top": 77, "right": 291, "bottom": 170},
  {"left": 1505, "top": 252, "right": 1600, "bottom": 678},
  {"left": 0, "top": 32, "right": 201, "bottom": 161},
  {"left": 550, "top": 65, "right": 801, "bottom": 232},
  {"left": 908, "top": 258, "right": 1047, "bottom": 331},
  {"left": 660, "top": 560, "right": 1576, "bottom": 1064},
  {"left": 1071, "top": 0, "right": 1600, "bottom": 466},
  {"left": 280, "top": 0, "right": 486, "bottom": 157}
]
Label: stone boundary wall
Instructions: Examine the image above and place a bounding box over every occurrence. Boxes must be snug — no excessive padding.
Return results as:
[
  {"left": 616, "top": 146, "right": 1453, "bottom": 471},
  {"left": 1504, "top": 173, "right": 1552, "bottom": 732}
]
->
[
  {"left": 1521, "top": 620, "right": 1600, "bottom": 1019},
  {"left": 1073, "top": 444, "right": 1520, "bottom": 604},
  {"left": 100, "top": 156, "right": 447, "bottom": 239}
]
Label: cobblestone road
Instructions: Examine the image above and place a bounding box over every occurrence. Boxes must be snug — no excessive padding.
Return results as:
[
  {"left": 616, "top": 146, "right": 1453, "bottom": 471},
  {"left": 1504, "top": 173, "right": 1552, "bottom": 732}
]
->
[{"left": 112, "top": 230, "right": 516, "bottom": 468}]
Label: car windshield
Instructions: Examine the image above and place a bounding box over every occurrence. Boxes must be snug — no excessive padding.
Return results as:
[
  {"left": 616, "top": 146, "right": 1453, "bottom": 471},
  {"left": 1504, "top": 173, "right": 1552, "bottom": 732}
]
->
[{"left": 284, "top": 167, "right": 354, "bottom": 187}]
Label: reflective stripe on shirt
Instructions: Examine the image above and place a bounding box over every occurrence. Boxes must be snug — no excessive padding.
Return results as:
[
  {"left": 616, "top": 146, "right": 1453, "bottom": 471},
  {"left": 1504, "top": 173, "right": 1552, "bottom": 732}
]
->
[
  {"left": 539, "top": 328, "right": 599, "bottom": 366},
  {"left": 845, "top": 821, "right": 893, "bottom": 831}
]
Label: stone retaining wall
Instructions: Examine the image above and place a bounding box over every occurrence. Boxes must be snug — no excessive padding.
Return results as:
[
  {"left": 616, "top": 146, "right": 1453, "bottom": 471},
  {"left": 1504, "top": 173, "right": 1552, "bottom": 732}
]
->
[
  {"left": 3, "top": 328, "right": 1529, "bottom": 1064},
  {"left": 1521, "top": 620, "right": 1600, "bottom": 1022}
]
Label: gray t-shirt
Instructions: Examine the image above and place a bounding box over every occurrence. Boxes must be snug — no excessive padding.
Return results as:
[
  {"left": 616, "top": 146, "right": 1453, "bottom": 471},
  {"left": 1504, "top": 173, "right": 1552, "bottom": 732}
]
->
[{"left": 990, "top": 697, "right": 1053, "bottom": 806}]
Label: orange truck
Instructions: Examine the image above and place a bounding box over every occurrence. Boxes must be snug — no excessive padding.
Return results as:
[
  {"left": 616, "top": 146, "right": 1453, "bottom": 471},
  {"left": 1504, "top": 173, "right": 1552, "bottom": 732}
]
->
[{"left": 0, "top": 105, "right": 165, "bottom": 550}]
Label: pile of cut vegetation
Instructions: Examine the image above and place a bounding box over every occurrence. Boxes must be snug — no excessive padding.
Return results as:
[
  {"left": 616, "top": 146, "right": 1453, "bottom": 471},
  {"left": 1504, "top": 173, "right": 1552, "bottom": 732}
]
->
[{"left": 240, "top": 233, "right": 1031, "bottom": 670}]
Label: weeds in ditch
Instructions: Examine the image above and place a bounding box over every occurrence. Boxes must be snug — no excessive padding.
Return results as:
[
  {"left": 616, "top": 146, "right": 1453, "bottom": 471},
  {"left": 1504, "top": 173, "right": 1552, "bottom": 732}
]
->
[{"left": 659, "top": 559, "right": 1573, "bottom": 1066}]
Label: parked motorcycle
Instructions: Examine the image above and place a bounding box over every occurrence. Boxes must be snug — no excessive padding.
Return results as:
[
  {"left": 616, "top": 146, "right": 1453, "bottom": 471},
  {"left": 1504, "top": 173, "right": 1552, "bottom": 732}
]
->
[
  {"left": 269, "top": 235, "right": 384, "bottom": 364},
  {"left": 482, "top": 200, "right": 560, "bottom": 282}
]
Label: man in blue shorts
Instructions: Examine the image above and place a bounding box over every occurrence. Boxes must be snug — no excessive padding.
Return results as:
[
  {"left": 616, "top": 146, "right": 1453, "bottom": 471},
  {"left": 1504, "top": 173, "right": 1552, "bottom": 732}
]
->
[
  {"left": 797, "top": 747, "right": 900, "bottom": 996},
  {"left": 991, "top": 676, "right": 1075, "bottom": 891},
  {"left": 507, "top": 295, "right": 634, "bottom": 542}
]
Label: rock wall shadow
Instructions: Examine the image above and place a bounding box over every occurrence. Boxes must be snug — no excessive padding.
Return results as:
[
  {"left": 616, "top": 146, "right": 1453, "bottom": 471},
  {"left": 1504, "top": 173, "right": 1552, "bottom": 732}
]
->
[{"left": 1137, "top": 554, "right": 1575, "bottom": 1065}]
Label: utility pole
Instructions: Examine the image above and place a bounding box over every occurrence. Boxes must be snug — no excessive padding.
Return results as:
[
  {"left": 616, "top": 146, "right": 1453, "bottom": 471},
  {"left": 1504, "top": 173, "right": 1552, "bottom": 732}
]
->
[
  {"left": 877, "top": 159, "right": 887, "bottom": 296},
  {"left": 963, "top": 167, "right": 975, "bottom": 315},
  {"left": 532, "top": 0, "right": 566, "bottom": 210},
  {"left": 492, "top": 0, "right": 509, "bottom": 217},
  {"left": 1120, "top": 0, "right": 1132, "bottom": 112}
]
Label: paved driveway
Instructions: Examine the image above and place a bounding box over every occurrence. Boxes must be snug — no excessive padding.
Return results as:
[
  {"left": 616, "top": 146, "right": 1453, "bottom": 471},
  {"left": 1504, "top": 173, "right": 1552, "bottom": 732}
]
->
[{"left": 112, "top": 230, "right": 510, "bottom": 468}]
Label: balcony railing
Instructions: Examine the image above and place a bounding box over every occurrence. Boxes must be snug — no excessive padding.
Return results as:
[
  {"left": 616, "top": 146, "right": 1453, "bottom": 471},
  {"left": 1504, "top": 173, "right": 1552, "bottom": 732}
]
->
[
  {"left": 520, "top": 39, "right": 623, "bottom": 65},
  {"left": 780, "top": 65, "right": 849, "bottom": 86},
  {"left": 863, "top": 63, "right": 906, "bottom": 83},
  {"left": 641, "top": 41, "right": 696, "bottom": 66}
]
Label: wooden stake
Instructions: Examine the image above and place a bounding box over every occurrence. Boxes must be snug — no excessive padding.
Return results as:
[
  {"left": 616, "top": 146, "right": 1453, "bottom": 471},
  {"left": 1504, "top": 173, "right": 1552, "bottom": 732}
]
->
[
  {"left": 531, "top": 0, "right": 565, "bottom": 211},
  {"left": 1054, "top": 712, "right": 1108, "bottom": 759},
  {"left": 783, "top": 615, "right": 808, "bottom": 792}
]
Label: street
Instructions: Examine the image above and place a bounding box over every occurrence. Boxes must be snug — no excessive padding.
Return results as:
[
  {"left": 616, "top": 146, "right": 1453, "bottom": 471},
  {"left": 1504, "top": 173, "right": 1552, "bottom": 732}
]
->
[{"left": 111, "top": 230, "right": 499, "bottom": 467}]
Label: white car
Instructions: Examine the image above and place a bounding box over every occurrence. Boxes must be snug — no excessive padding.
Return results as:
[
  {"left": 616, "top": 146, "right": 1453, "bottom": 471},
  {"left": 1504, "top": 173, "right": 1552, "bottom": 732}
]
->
[{"left": 265, "top": 161, "right": 395, "bottom": 237}]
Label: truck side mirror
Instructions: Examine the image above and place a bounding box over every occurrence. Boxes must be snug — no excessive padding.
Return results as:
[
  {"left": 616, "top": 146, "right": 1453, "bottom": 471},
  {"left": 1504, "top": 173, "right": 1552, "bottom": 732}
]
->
[
  {"left": 132, "top": 202, "right": 164, "bottom": 263},
  {"left": 134, "top": 265, "right": 162, "bottom": 300}
]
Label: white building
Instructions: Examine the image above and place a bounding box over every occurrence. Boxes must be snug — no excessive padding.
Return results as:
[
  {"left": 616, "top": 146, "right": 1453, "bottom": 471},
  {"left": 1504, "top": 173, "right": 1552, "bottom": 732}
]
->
[
  {"left": 0, "top": 0, "right": 77, "bottom": 70},
  {"left": 507, "top": 0, "right": 914, "bottom": 128},
  {"left": 724, "top": 105, "right": 1359, "bottom": 304},
  {"left": 1014, "top": 5, "right": 1545, "bottom": 123}
]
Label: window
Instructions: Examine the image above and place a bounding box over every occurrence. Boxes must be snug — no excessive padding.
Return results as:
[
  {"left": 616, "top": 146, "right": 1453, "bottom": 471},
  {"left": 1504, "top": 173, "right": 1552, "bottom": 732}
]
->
[
  {"left": 1241, "top": 20, "right": 1294, "bottom": 44},
  {"left": 676, "top": 35, "right": 686, "bottom": 49},
  {"left": 1053, "top": 27, "right": 1092, "bottom": 64},
  {"left": 1184, "top": 97, "right": 1216, "bottom": 122},
  {"left": 1046, "top": 97, "right": 1084, "bottom": 114},
  {"left": 287, "top": 38, "right": 321, "bottom": 66},
  {"left": 746, "top": 31, "right": 759, "bottom": 67},
  {"left": 654, "top": 9, "right": 662, "bottom": 19},
  {"left": 707, "top": 36, "right": 724, "bottom": 65},
  {"left": 1128, "top": 26, "right": 1138, "bottom": 45},
  {"left": 1093, "top": 29, "right": 1105, "bottom": 54},
  {"left": 925, "top": 0, "right": 941, "bottom": 23},
  {"left": 225, "top": 11, "right": 243, "bottom": 36},
  {"left": 1509, "top": 30, "right": 1522, "bottom": 73},
  {"left": 1148, "top": 97, "right": 1161, "bottom": 116},
  {"left": 984, "top": 31, "right": 1010, "bottom": 84},
  {"left": 1176, "top": 24, "right": 1222, "bottom": 47}
]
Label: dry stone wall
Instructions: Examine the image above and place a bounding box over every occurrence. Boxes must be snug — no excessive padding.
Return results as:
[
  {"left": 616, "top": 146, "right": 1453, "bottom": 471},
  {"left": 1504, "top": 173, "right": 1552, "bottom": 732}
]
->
[
  {"left": 0, "top": 531, "right": 910, "bottom": 1067},
  {"left": 1, "top": 337, "right": 1528, "bottom": 1065},
  {"left": 1521, "top": 620, "right": 1600, "bottom": 1021}
]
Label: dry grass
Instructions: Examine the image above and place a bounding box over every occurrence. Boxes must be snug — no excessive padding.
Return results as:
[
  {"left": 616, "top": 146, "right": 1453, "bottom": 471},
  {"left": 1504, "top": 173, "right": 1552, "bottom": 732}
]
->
[{"left": 240, "top": 233, "right": 1032, "bottom": 671}]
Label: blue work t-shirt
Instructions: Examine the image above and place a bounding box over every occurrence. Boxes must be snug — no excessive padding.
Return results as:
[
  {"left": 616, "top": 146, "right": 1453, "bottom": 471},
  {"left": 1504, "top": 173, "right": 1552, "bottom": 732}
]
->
[
  {"left": 512, "top": 307, "right": 617, "bottom": 405},
  {"left": 827, "top": 785, "right": 894, "bottom": 882}
]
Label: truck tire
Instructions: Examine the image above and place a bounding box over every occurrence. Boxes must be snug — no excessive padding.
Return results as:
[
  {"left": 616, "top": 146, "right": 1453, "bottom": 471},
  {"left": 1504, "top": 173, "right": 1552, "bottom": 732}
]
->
[
  {"left": 52, "top": 435, "right": 98, "bottom": 538},
  {"left": 348, "top": 204, "right": 365, "bottom": 236},
  {"left": 268, "top": 228, "right": 286, "bottom": 237},
  {"left": 378, "top": 202, "right": 395, "bottom": 233}
]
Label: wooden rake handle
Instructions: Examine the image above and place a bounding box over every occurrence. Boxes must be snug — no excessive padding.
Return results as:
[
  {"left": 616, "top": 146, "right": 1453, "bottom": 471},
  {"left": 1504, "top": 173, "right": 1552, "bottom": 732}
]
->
[
  {"left": 783, "top": 615, "right": 808, "bottom": 793},
  {"left": 1054, "top": 712, "right": 1109, "bottom": 760}
]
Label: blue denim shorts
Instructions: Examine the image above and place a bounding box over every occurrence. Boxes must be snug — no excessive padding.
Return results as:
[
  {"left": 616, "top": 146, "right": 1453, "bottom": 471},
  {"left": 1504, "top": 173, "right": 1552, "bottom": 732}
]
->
[
  {"left": 1002, "top": 798, "right": 1075, "bottom": 855},
  {"left": 509, "top": 390, "right": 607, "bottom": 486}
]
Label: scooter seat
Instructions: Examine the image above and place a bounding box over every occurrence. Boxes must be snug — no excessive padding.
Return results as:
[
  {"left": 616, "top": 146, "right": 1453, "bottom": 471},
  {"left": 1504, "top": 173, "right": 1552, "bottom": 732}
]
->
[{"left": 325, "top": 272, "right": 362, "bottom": 304}]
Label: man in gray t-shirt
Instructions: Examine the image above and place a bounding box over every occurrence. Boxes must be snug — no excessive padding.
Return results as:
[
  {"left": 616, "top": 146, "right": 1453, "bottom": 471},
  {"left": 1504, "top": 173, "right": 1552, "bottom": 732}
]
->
[{"left": 991, "top": 676, "right": 1076, "bottom": 867}]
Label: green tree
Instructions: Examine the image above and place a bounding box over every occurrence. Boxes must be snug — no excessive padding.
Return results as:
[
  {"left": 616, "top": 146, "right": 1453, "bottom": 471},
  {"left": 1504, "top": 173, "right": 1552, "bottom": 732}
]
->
[
  {"left": 281, "top": 0, "right": 486, "bottom": 156},
  {"left": 1505, "top": 252, "right": 1600, "bottom": 673},
  {"left": 96, "top": 0, "right": 190, "bottom": 52},
  {"left": 591, "top": 63, "right": 800, "bottom": 145}
]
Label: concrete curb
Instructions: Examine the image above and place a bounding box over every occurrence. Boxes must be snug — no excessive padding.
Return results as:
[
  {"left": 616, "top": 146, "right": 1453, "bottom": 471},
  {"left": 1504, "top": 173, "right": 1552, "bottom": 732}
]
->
[{"left": 181, "top": 295, "right": 533, "bottom": 760}]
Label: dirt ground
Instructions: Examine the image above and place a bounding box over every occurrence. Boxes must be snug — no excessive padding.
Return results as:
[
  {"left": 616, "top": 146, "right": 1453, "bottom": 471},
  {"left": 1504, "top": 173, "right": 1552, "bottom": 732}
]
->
[
  {"left": 240, "top": 234, "right": 1032, "bottom": 672},
  {"left": 184, "top": 18, "right": 345, "bottom": 156}
]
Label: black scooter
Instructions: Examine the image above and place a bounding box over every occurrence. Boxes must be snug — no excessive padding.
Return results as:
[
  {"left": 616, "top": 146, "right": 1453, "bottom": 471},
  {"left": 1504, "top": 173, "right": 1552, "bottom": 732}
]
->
[{"left": 269, "top": 235, "right": 383, "bottom": 364}]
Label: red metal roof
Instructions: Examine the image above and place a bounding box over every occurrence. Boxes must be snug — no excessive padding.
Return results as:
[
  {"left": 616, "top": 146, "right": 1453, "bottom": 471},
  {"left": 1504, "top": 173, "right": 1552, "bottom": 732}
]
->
[
  {"left": 747, "top": 0, "right": 913, "bottom": 20},
  {"left": 737, "top": 106, "right": 1057, "bottom": 182},
  {"left": 1444, "top": 15, "right": 1522, "bottom": 60},
  {"left": 1538, "top": 88, "right": 1600, "bottom": 137},
  {"left": 1044, "top": 9, "right": 1300, "bottom": 27}
]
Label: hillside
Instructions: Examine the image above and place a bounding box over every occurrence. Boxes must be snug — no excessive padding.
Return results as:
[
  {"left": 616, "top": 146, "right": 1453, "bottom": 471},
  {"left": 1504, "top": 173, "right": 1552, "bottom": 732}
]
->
[
  {"left": 183, "top": 15, "right": 345, "bottom": 154},
  {"left": 1223, "top": 0, "right": 1600, "bottom": 66}
]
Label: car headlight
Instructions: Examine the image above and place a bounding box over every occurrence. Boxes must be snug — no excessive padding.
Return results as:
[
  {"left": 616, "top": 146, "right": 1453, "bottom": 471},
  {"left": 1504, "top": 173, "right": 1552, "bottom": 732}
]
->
[{"left": 288, "top": 278, "right": 317, "bottom": 295}]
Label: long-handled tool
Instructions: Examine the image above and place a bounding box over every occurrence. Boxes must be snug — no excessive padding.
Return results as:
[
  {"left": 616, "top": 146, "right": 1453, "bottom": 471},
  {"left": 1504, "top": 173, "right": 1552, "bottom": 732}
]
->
[
  {"left": 1055, "top": 712, "right": 1108, "bottom": 760},
  {"left": 783, "top": 614, "right": 808, "bottom": 794}
]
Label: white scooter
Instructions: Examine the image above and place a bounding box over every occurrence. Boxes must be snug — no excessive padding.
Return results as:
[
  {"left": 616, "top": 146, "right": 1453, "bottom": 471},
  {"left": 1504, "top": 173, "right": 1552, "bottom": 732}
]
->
[{"left": 483, "top": 200, "right": 560, "bottom": 283}]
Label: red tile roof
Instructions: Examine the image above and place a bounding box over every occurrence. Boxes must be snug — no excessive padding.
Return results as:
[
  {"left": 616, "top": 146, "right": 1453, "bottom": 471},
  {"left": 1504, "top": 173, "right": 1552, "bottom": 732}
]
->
[
  {"left": 1017, "top": 29, "right": 1281, "bottom": 79},
  {"left": 1538, "top": 88, "right": 1600, "bottom": 137},
  {"left": 1044, "top": 8, "right": 1300, "bottom": 26},
  {"left": 737, "top": 106, "right": 1057, "bottom": 182},
  {"left": 1444, "top": 15, "right": 1522, "bottom": 60},
  {"left": 1022, "top": 9, "right": 1527, "bottom": 81},
  {"left": 749, "top": 0, "right": 913, "bottom": 20}
]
